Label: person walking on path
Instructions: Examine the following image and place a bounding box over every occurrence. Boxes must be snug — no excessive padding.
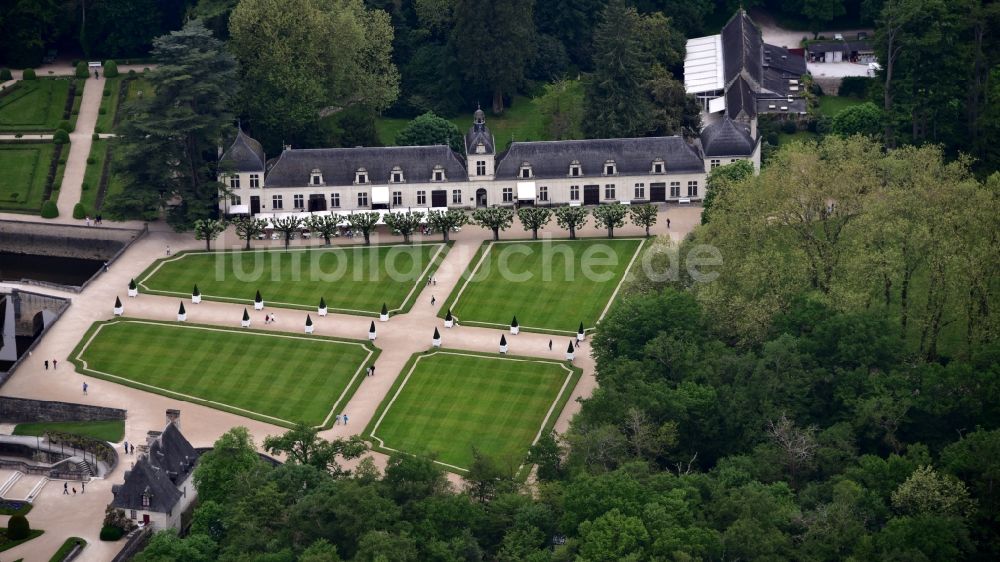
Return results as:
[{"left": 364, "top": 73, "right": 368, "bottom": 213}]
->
[
  {"left": 166, "top": 245, "right": 171, "bottom": 256},
  {"left": 63, "top": 483, "right": 68, "bottom": 495},
  {"left": 548, "top": 340, "right": 552, "bottom": 351},
  {"left": 82, "top": 382, "right": 88, "bottom": 395},
  {"left": 53, "top": 359, "right": 57, "bottom": 369},
  {"left": 72, "top": 487, "right": 77, "bottom": 495},
  {"left": 82, "top": 482, "right": 85, "bottom": 493},
  {"left": 85, "top": 216, "right": 91, "bottom": 227},
  {"left": 342, "top": 414, "right": 348, "bottom": 425},
  {"left": 666, "top": 218, "right": 671, "bottom": 229},
  {"left": 44, "top": 360, "right": 49, "bottom": 370},
  {"left": 431, "top": 295, "right": 436, "bottom": 306},
  {"left": 103, "top": 261, "right": 109, "bottom": 272},
  {"left": 432, "top": 277, "right": 437, "bottom": 285},
  {"left": 370, "top": 365, "right": 375, "bottom": 377},
  {"left": 124, "top": 441, "right": 129, "bottom": 455}
]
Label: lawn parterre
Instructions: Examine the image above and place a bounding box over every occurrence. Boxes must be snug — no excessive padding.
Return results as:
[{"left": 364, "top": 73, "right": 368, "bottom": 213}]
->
[
  {"left": 138, "top": 243, "right": 448, "bottom": 315},
  {"left": 0, "top": 79, "right": 71, "bottom": 132},
  {"left": 366, "top": 350, "right": 580, "bottom": 474},
  {"left": 0, "top": 142, "right": 55, "bottom": 212},
  {"left": 13, "top": 420, "right": 125, "bottom": 442},
  {"left": 441, "top": 238, "right": 644, "bottom": 334},
  {"left": 72, "top": 319, "right": 377, "bottom": 428}
]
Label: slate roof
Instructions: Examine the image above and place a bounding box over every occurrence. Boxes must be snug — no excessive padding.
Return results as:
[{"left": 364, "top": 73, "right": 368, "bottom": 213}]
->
[
  {"left": 721, "top": 10, "right": 762, "bottom": 89},
  {"left": 701, "top": 118, "right": 755, "bottom": 157},
  {"left": 725, "top": 75, "right": 757, "bottom": 120},
  {"left": 465, "top": 122, "right": 495, "bottom": 156},
  {"left": 494, "top": 137, "right": 705, "bottom": 179},
  {"left": 756, "top": 98, "right": 808, "bottom": 115},
  {"left": 264, "top": 145, "right": 468, "bottom": 187},
  {"left": 220, "top": 128, "right": 266, "bottom": 173},
  {"left": 110, "top": 422, "right": 197, "bottom": 513},
  {"left": 762, "top": 43, "right": 807, "bottom": 77}
]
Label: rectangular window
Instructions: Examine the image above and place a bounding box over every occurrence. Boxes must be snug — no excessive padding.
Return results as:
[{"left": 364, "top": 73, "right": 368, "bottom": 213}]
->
[
  {"left": 452, "top": 189, "right": 462, "bottom": 204},
  {"left": 521, "top": 168, "right": 530, "bottom": 179},
  {"left": 604, "top": 184, "right": 615, "bottom": 199},
  {"left": 130, "top": 510, "right": 137, "bottom": 520},
  {"left": 434, "top": 171, "right": 443, "bottom": 181},
  {"left": 392, "top": 191, "right": 402, "bottom": 206},
  {"left": 730, "top": 159, "right": 738, "bottom": 163},
  {"left": 605, "top": 165, "right": 615, "bottom": 175},
  {"left": 710, "top": 159, "right": 720, "bottom": 169},
  {"left": 571, "top": 166, "right": 580, "bottom": 177},
  {"left": 392, "top": 172, "right": 402, "bottom": 183},
  {"left": 229, "top": 175, "right": 240, "bottom": 189},
  {"left": 311, "top": 175, "right": 321, "bottom": 186},
  {"left": 669, "top": 182, "right": 680, "bottom": 198},
  {"left": 538, "top": 186, "right": 548, "bottom": 201},
  {"left": 249, "top": 174, "right": 260, "bottom": 188},
  {"left": 476, "top": 161, "right": 486, "bottom": 176},
  {"left": 570, "top": 185, "right": 580, "bottom": 200},
  {"left": 293, "top": 194, "right": 304, "bottom": 209},
  {"left": 416, "top": 191, "right": 426, "bottom": 205},
  {"left": 502, "top": 187, "right": 513, "bottom": 202},
  {"left": 330, "top": 193, "right": 340, "bottom": 208},
  {"left": 357, "top": 173, "right": 367, "bottom": 184},
  {"left": 687, "top": 181, "right": 698, "bottom": 197},
  {"left": 272, "top": 195, "right": 283, "bottom": 209},
  {"left": 634, "top": 183, "right": 645, "bottom": 199},
  {"left": 230, "top": 195, "right": 241, "bottom": 206},
  {"left": 358, "top": 192, "right": 369, "bottom": 207},
  {"left": 653, "top": 163, "right": 663, "bottom": 174}
]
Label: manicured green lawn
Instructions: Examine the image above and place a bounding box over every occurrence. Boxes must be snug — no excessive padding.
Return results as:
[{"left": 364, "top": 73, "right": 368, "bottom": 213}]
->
[
  {"left": 367, "top": 350, "right": 580, "bottom": 473},
  {"left": 376, "top": 82, "right": 578, "bottom": 152},
  {"left": 48, "top": 537, "right": 85, "bottom": 562},
  {"left": 72, "top": 320, "right": 377, "bottom": 428},
  {"left": 818, "top": 95, "right": 865, "bottom": 118},
  {"left": 139, "top": 243, "right": 447, "bottom": 315},
  {"left": 0, "top": 529, "right": 43, "bottom": 553},
  {"left": 79, "top": 139, "right": 108, "bottom": 215},
  {"left": 13, "top": 420, "right": 124, "bottom": 442},
  {"left": 0, "top": 79, "right": 70, "bottom": 132},
  {"left": 0, "top": 143, "right": 54, "bottom": 212},
  {"left": 442, "top": 238, "right": 644, "bottom": 334},
  {"left": 94, "top": 77, "right": 121, "bottom": 133}
]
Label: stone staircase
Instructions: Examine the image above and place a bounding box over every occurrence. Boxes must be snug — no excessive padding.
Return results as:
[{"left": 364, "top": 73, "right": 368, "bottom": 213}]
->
[
  {"left": 25, "top": 477, "right": 48, "bottom": 503},
  {"left": 0, "top": 471, "right": 21, "bottom": 496}
]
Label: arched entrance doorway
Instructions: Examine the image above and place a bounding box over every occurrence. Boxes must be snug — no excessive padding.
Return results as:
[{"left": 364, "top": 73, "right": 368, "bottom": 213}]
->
[{"left": 476, "top": 188, "right": 487, "bottom": 207}]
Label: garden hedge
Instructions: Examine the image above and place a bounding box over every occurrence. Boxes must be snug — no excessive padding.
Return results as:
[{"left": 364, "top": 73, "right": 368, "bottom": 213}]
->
[
  {"left": 40, "top": 200, "right": 59, "bottom": 219},
  {"left": 7, "top": 515, "right": 29, "bottom": 540},
  {"left": 22, "top": 69, "right": 36, "bottom": 80}
]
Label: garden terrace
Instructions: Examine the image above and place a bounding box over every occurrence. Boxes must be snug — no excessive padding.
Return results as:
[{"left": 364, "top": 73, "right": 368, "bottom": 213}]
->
[{"left": 0, "top": 78, "right": 73, "bottom": 133}]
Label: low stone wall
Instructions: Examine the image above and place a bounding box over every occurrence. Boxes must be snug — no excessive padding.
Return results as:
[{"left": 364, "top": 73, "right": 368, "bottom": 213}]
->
[
  {"left": 0, "top": 219, "right": 142, "bottom": 261},
  {"left": 111, "top": 527, "right": 153, "bottom": 562},
  {"left": 0, "top": 396, "right": 126, "bottom": 423}
]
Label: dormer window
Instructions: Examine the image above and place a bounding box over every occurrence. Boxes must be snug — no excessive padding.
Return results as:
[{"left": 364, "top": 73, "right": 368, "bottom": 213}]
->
[
  {"left": 652, "top": 159, "right": 664, "bottom": 174},
  {"left": 604, "top": 161, "right": 616, "bottom": 176},
  {"left": 433, "top": 165, "right": 445, "bottom": 182},
  {"left": 476, "top": 142, "right": 486, "bottom": 154},
  {"left": 519, "top": 162, "right": 532, "bottom": 179},
  {"left": 391, "top": 166, "right": 403, "bottom": 183},
  {"left": 141, "top": 490, "right": 151, "bottom": 508},
  {"left": 355, "top": 168, "right": 368, "bottom": 184},
  {"left": 310, "top": 168, "right": 323, "bottom": 186},
  {"left": 569, "top": 160, "right": 581, "bottom": 177}
]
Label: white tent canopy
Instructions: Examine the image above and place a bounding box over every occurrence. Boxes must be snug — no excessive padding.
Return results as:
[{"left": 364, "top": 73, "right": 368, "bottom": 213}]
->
[
  {"left": 228, "top": 204, "right": 249, "bottom": 215},
  {"left": 371, "top": 186, "right": 390, "bottom": 205},
  {"left": 516, "top": 181, "right": 536, "bottom": 200}
]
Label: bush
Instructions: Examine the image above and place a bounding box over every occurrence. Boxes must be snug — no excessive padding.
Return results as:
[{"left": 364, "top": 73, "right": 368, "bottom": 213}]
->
[
  {"left": 100, "top": 525, "right": 124, "bottom": 541},
  {"left": 839, "top": 76, "right": 875, "bottom": 99},
  {"left": 40, "top": 200, "right": 59, "bottom": 218},
  {"left": 82, "top": 182, "right": 90, "bottom": 191},
  {"left": 765, "top": 132, "right": 779, "bottom": 146},
  {"left": 7, "top": 514, "right": 30, "bottom": 540},
  {"left": 128, "top": 69, "right": 136, "bottom": 77},
  {"left": 58, "top": 120, "right": 72, "bottom": 132},
  {"left": 22, "top": 68, "right": 36, "bottom": 80},
  {"left": 53, "top": 129, "right": 70, "bottom": 144},
  {"left": 104, "top": 60, "right": 119, "bottom": 78},
  {"left": 99, "top": 107, "right": 107, "bottom": 115},
  {"left": 87, "top": 157, "right": 96, "bottom": 165},
  {"left": 75, "top": 61, "right": 89, "bottom": 79},
  {"left": 92, "top": 132, "right": 99, "bottom": 140},
  {"left": 0, "top": 68, "right": 11, "bottom": 81},
  {"left": 781, "top": 120, "right": 798, "bottom": 134},
  {"left": 103, "top": 88, "right": 110, "bottom": 97}
]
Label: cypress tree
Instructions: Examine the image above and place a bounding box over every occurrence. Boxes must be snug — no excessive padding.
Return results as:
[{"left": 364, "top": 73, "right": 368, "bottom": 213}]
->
[
  {"left": 319, "top": 297, "right": 326, "bottom": 309},
  {"left": 178, "top": 302, "right": 185, "bottom": 315},
  {"left": 128, "top": 278, "right": 136, "bottom": 290},
  {"left": 369, "top": 321, "right": 376, "bottom": 333},
  {"left": 568, "top": 341, "right": 575, "bottom": 352},
  {"left": 114, "top": 296, "right": 122, "bottom": 308},
  {"left": 511, "top": 315, "right": 519, "bottom": 328},
  {"left": 243, "top": 308, "right": 250, "bottom": 321},
  {"left": 381, "top": 303, "right": 388, "bottom": 315},
  {"left": 500, "top": 334, "right": 508, "bottom": 346},
  {"left": 255, "top": 290, "right": 262, "bottom": 303},
  {"left": 433, "top": 327, "right": 440, "bottom": 339},
  {"left": 305, "top": 315, "right": 313, "bottom": 326},
  {"left": 578, "top": 322, "right": 584, "bottom": 334},
  {"left": 445, "top": 309, "right": 453, "bottom": 321},
  {"left": 193, "top": 284, "right": 200, "bottom": 296}
]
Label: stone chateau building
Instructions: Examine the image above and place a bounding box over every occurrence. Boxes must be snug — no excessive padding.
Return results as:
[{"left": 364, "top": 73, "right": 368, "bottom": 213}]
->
[{"left": 219, "top": 10, "right": 804, "bottom": 218}]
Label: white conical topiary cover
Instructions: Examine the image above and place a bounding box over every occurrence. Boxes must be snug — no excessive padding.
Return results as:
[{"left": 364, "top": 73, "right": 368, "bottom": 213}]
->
[
  {"left": 177, "top": 301, "right": 186, "bottom": 321},
  {"left": 432, "top": 327, "right": 441, "bottom": 347},
  {"left": 499, "top": 334, "right": 508, "bottom": 354},
  {"left": 566, "top": 340, "right": 575, "bottom": 361},
  {"left": 444, "top": 309, "right": 454, "bottom": 328},
  {"left": 241, "top": 308, "right": 251, "bottom": 327},
  {"left": 380, "top": 303, "right": 389, "bottom": 322},
  {"left": 304, "top": 314, "right": 314, "bottom": 334},
  {"left": 368, "top": 320, "right": 377, "bottom": 340},
  {"left": 318, "top": 297, "right": 327, "bottom": 316},
  {"left": 113, "top": 296, "right": 124, "bottom": 316}
]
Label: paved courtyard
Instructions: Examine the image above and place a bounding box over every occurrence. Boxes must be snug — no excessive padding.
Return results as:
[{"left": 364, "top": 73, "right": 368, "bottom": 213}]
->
[{"left": 1, "top": 154, "right": 700, "bottom": 559}]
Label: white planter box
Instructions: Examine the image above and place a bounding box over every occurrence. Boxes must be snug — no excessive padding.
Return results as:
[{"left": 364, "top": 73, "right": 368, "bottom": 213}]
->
[
  {"left": 127, "top": 288, "right": 138, "bottom": 298},
  {"left": 113, "top": 306, "right": 124, "bottom": 316},
  {"left": 318, "top": 307, "right": 328, "bottom": 316},
  {"left": 510, "top": 326, "right": 519, "bottom": 335},
  {"left": 368, "top": 331, "right": 376, "bottom": 341},
  {"left": 432, "top": 337, "right": 441, "bottom": 348},
  {"left": 253, "top": 301, "right": 264, "bottom": 311},
  {"left": 499, "top": 344, "right": 508, "bottom": 354},
  {"left": 444, "top": 319, "right": 454, "bottom": 328},
  {"left": 577, "top": 332, "right": 584, "bottom": 341},
  {"left": 192, "top": 294, "right": 201, "bottom": 304},
  {"left": 380, "top": 313, "right": 389, "bottom": 322},
  {"left": 241, "top": 319, "right": 251, "bottom": 328},
  {"left": 305, "top": 325, "right": 314, "bottom": 334},
  {"left": 566, "top": 351, "right": 575, "bottom": 361},
  {"left": 177, "top": 313, "right": 187, "bottom": 322}
]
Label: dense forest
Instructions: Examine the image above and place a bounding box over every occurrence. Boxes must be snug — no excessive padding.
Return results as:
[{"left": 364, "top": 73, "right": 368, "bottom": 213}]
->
[{"left": 132, "top": 140, "right": 1000, "bottom": 561}]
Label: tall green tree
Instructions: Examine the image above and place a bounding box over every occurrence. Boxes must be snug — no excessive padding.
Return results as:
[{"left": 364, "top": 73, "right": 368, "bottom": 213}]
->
[
  {"left": 592, "top": 203, "right": 628, "bottom": 238},
  {"left": 537, "top": 79, "right": 584, "bottom": 140},
  {"left": 517, "top": 207, "right": 552, "bottom": 239},
  {"left": 395, "top": 112, "right": 463, "bottom": 153},
  {"left": 471, "top": 207, "right": 514, "bottom": 241},
  {"left": 105, "top": 19, "right": 236, "bottom": 229}
]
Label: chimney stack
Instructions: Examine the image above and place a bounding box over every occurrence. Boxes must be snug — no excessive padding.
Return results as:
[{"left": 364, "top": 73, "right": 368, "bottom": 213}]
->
[
  {"left": 166, "top": 409, "right": 181, "bottom": 429},
  {"left": 146, "top": 430, "right": 162, "bottom": 449}
]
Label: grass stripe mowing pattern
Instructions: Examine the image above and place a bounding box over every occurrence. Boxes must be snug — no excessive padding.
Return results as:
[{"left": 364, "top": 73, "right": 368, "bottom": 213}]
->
[
  {"left": 445, "top": 238, "right": 643, "bottom": 333},
  {"left": 73, "top": 319, "right": 375, "bottom": 427},
  {"left": 368, "top": 350, "right": 580, "bottom": 472},
  {"left": 138, "top": 243, "right": 445, "bottom": 314}
]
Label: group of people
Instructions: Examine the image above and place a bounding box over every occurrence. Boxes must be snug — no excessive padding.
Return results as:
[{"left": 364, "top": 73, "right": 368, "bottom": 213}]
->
[
  {"left": 43, "top": 359, "right": 59, "bottom": 370},
  {"left": 264, "top": 313, "right": 278, "bottom": 324},
  {"left": 335, "top": 413, "right": 349, "bottom": 425},
  {"left": 84, "top": 215, "right": 104, "bottom": 226},
  {"left": 62, "top": 481, "right": 84, "bottom": 495},
  {"left": 122, "top": 441, "right": 136, "bottom": 455}
]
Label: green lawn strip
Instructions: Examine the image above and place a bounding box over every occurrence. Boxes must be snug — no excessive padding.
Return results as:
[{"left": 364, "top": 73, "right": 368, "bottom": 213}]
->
[
  {"left": 437, "top": 241, "right": 491, "bottom": 320},
  {"left": 444, "top": 238, "right": 644, "bottom": 334},
  {"left": 817, "top": 95, "right": 865, "bottom": 118},
  {"left": 0, "top": 79, "right": 70, "bottom": 132},
  {"left": 0, "top": 501, "right": 32, "bottom": 516},
  {"left": 94, "top": 77, "right": 121, "bottom": 133},
  {"left": 137, "top": 243, "right": 445, "bottom": 316},
  {"left": 79, "top": 139, "right": 109, "bottom": 215},
  {"left": 13, "top": 420, "right": 124, "bottom": 443},
  {"left": 376, "top": 89, "right": 564, "bottom": 152},
  {"left": 0, "top": 529, "right": 44, "bottom": 553},
  {"left": 113, "top": 76, "right": 154, "bottom": 132},
  {"left": 48, "top": 537, "right": 85, "bottom": 562},
  {"left": 70, "top": 319, "right": 377, "bottom": 429},
  {"left": 364, "top": 349, "right": 581, "bottom": 477},
  {"left": 0, "top": 143, "right": 54, "bottom": 212}
]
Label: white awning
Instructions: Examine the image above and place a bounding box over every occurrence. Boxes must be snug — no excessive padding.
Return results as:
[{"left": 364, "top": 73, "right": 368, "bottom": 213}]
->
[
  {"left": 708, "top": 96, "right": 726, "bottom": 113},
  {"left": 228, "top": 204, "right": 249, "bottom": 215},
  {"left": 371, "top": 186, "right": 390, "bottom": 205},
  {"left": 516, "top": 181, "right": 536, "bottom": 200}
]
